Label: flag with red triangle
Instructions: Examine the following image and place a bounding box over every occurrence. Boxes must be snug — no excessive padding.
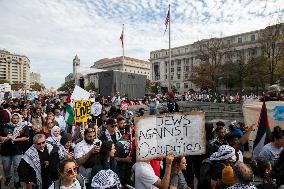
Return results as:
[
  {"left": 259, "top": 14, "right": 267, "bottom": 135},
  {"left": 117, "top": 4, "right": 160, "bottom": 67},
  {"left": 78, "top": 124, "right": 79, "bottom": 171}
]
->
[{"left": 253, "top": 100, "right": 271, "bottom": 158}]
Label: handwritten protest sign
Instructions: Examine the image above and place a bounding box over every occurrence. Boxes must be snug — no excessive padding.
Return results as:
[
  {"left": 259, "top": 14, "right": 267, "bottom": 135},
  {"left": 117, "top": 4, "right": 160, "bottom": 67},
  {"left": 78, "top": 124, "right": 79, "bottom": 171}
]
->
[
  {"left": 135, "top": 112, "right": 206, "bottom": 160},
  {"left": 75, "top": 100, "right": 91, "bottom": 122}
]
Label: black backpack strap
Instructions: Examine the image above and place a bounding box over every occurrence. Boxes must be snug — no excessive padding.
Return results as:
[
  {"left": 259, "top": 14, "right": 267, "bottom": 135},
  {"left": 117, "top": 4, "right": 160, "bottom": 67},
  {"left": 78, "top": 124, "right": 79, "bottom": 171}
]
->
[
  {"left": 76, "top": 174, "right": 84, "bottom": 188},
  {"left": 54, "top": 180, "right": 60, "bottom": 189}
]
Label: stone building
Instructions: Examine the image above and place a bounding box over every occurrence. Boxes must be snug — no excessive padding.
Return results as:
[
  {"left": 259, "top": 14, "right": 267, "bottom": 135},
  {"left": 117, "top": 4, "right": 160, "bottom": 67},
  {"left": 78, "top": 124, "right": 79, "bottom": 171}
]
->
[
  {"left": 30, "top": 72, "right": 41, "bottom": 85},
  {"left": 150, "top": 23, "right": 284, "bottom": 93},
  {"left": 0, "top": 49, "right": 31, "bottom": 87},
  {"left": 91, "top": 56, "right": 151, "bottom": 79}
]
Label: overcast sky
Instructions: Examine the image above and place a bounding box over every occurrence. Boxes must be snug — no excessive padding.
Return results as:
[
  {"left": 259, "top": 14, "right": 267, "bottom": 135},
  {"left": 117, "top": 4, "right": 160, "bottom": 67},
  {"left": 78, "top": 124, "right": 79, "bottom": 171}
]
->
[{"left": 0, "top": 0, "right": 283, "bottom": 88}]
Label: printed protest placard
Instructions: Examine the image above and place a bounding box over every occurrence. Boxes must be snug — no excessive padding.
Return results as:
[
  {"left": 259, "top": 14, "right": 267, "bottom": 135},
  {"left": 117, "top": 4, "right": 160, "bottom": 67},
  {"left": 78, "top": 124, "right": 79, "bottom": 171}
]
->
[
  {"left": 135, "top": 112, "right": 206, "bottom": 161},
  {"left": 75, "top": 100, "right": 91, "bottom": 122}
]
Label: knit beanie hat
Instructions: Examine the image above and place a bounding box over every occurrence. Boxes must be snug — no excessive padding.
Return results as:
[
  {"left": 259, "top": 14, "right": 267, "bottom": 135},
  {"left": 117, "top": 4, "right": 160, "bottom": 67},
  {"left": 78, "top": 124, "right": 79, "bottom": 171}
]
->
[
  {"left": 60, "top": 133, "right": 72, "bottom": 145},
  {"left": 222, "top": 165, "right": 235, "bottom": 185},
  {"left": 167, "top": 90, "right": 175, "bottom": 98}
]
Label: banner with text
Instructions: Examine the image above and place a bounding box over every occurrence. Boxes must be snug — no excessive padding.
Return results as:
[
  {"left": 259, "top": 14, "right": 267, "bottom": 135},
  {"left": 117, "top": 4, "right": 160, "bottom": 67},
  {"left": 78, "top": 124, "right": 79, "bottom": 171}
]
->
[
  {"left": 75, "top": 100, "right": 91, "bottom": 123},
  {"left": 243, "top": 101, "right": 284, "bottom": 151},
  {"left": 135, "top": 112, "right": 206, "bottom": 161}
]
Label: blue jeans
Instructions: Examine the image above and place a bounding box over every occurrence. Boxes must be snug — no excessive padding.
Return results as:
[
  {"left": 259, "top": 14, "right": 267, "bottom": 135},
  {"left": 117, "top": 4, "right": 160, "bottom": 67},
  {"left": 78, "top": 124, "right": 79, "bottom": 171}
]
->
[{"left": 2, "top": 155, "right": 22, "bottom": 183}]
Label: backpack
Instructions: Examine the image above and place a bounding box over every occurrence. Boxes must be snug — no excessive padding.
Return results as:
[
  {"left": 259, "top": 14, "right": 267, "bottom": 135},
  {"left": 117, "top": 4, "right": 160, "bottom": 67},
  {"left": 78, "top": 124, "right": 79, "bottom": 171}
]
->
[
  {"left": 54, "top": 174, "right": 84, "bottom": 189},
  {"left": 199, "top": 158, "right": 212, "bottom": 185}
]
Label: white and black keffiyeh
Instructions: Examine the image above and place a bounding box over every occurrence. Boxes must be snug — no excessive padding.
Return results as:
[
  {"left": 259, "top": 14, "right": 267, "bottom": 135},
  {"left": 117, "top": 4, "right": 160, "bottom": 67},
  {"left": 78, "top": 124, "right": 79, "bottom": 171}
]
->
[
  {"left": 227, "top": 183, "right": 257, "bottom": 189},
  {"left": 58, "top": 144, "right": 69, "bottom": 160},
  {"left": 46, "top": 126, "right": 61, "bottom": 146},
  {"left": 210, "top": 145, "right": 236, "bottom": 161},
  {"left": 22, "top": 145, "right": 42, "bottom": 188},
  {"left": 91, "top": 169, "right": 121, "bottom": 189},
  {"left": 9, "top": 113, "right": 26, "bottom": 143}
]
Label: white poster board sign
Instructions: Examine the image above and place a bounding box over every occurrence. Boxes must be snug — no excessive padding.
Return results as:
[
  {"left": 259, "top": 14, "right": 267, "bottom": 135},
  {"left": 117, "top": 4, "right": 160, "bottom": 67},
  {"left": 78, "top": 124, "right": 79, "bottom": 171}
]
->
[
  {"left": 71, "top": 85, "right": 90, "bottom": 101},
  {"left": 135, "top": 112, "right": 206, "bottom": 161},
  {"left": 12, "top": 91, "right": 22, "bottom": 99}
]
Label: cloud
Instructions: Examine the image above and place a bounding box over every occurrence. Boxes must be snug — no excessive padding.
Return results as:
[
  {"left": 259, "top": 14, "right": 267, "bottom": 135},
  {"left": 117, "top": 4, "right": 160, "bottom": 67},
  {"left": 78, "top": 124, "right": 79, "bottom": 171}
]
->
[{"left": 0, "top": 0, "right": 283, "bottom": 88}]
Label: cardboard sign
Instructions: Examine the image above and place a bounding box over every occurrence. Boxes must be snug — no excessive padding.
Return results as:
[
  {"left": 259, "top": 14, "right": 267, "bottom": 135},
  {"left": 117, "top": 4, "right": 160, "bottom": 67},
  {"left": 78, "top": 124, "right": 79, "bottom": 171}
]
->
[
  {"left": 135, "top": 112, "right": 206, "bottom": 160},
  {"left": 75, "top": 100, "right": 92, "bottom": 122}
]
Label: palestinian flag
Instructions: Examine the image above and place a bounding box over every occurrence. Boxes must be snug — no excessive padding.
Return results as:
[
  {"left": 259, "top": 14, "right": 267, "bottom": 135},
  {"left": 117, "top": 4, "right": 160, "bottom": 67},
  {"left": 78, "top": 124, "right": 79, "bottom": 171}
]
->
[
  {"left": 253, "top": 100, "right": 271, "bottom": 158},
  {"left": 65, "top": 104, "right": 74, "bottom": 126},
  {"left": 65, "top": 91, "right": 74, "bottom": 126}
]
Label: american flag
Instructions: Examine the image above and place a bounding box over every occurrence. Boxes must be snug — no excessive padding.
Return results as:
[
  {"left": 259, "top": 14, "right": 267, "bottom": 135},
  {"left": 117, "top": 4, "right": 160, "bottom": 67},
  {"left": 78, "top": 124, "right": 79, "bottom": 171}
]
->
[
  {"left": 120, "top": 26, "right": 124, "bottom": 47},
  {"left": 164, "top": 9, "right": 170, "bottom": 34}
]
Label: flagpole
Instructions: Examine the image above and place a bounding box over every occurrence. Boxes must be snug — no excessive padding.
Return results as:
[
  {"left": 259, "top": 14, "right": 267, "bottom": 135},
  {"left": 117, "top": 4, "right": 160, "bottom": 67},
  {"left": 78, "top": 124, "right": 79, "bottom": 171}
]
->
[
  {"left": 122, "top": 24, "right": 125, "bottom": 72},
  {"left": 168, "top": 4, "right": 171, "bottom": 90}
]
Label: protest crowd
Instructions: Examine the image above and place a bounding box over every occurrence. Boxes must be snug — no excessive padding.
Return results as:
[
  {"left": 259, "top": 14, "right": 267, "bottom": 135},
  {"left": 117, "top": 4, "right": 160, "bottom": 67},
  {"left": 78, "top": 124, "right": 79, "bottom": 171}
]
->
[{"left": 0, "top": 89, "right": 283, "bottom": 189}]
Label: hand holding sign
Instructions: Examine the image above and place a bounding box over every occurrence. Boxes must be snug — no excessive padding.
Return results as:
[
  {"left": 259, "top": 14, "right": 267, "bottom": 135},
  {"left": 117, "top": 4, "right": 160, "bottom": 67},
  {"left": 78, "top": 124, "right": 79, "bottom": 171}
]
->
[{"left": 166, "top": 153, "right": 175, "bottom": 165}]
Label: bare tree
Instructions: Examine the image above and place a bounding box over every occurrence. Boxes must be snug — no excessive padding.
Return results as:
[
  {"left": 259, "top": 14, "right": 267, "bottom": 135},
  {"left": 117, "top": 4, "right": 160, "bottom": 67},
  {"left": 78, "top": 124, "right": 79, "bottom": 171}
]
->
[
  {"left": 259, "top": 23, "right": 284, "bottom": 84},
  {"left": 190, "top": 38, "right": 227, "bottom": 91}
]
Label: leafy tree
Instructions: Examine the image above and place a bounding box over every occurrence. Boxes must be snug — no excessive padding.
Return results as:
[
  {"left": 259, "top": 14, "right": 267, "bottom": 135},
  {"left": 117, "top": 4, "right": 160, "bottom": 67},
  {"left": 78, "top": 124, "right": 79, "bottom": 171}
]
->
[
  {"left": 58, "top": 80, "right": 75, "bottom": 92},
  {"left": 11, "top": 81, "right": 24, "bottom": 91},
  {"left": 190, "top": 38, "right": 227, "bottom": 91},
  {"left": 0, "top": 79, "right": 9, "bottom": 84},
  {"left": 150, "top": 82, "right": 159, "bottom": 94},
  {"left": 31, "top": 82, "right": 43, "bottom": 91},
  {"left": 145, "top": 79, "right": 151, "bottom": 93},
  {"left": 85, "top": 82, "right": 97, "bottom": 92},
  {"left": 245, "top": 56, "right": 269, "bottom": 93}
]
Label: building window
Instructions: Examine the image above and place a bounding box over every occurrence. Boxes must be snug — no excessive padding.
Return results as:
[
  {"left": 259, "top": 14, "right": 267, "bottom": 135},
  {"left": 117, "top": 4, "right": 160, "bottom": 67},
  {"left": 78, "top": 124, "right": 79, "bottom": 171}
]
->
[
  {"left": 176, "top": 83, "right": 180, "bottom": 89},
  {"left": 170, "top": 75, "right": 173, "bottom": 80},
  {"left": 165, "top": 75, "right": 167, "bottom": 79},
  {"left": 227, "top": 39, "right": 231, "bottom": 45},
  {"left": 177, "top": 74, "right": 181, "bottom": 79},
  {"left": 177, "top": 67, "right": 181, "bottom": 72},
  {"left": 185, "top": 58, "right": 189, "bottom": 65},
  {"left": 251, "top": 34, "right": 255, "bottom": 41},
  {"left": 184, "top": 83, "right": 188, "bottom": 89},
  {"left": 125, "top": 69, "right": 127, "bottom": 71},
  {"left": 177, "top": 59, "right": 181, "bottom": 66},
  {"left": 249, "top": 48, "right": 257, "bottom": 56},
  {"left": 184, "top": 73, "right": 188, "bottom": 79},
  {"left": 171, "top": 61, "right": 174, "bottom": 66},
  {"left": 238, "top": 37, "right": 242, "bottom": 43},
  {"left": 171, "top": 68, "right": 174, "bottom": 72},
  {"left": 185, "top": 66, "right": 189, "bottom": 71}
]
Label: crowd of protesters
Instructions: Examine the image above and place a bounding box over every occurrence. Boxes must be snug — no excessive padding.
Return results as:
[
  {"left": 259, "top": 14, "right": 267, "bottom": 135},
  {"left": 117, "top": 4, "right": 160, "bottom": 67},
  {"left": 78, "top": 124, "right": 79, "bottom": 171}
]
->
[{"left": 0, "top": 90, "right": 283, "bottom": 189}]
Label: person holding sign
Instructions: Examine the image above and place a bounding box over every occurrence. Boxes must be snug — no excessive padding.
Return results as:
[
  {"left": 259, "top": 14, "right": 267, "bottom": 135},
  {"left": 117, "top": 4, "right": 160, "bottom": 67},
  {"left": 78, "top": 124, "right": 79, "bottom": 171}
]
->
[{"left": 133, "top": 153, "right": 175, "bottom": 189}]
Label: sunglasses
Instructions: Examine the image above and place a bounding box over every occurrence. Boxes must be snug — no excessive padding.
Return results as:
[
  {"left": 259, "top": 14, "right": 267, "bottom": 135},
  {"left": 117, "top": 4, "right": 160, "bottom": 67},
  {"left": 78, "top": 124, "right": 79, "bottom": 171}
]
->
[
  {"left": 86, "top": 128, "right": 95, "bottom": 132},
  {"left": 65, "top": 166, "right": 78, "bottom": 175},
  {"left": 111, "top": 124, "right": 117, "bottom": 128},
  {"left": 36, "top": 141, "right": 46, "bottom": 145}
]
